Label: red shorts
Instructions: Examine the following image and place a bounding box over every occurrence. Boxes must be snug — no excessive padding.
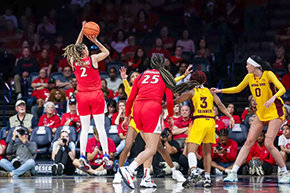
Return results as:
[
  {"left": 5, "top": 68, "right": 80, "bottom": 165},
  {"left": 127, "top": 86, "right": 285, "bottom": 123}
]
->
[
  {"left": 76, "top": 90, "right": 105, "bottom": 116},
  {"left": 133, "top": 101, "right": 162, "bottom": 133}
]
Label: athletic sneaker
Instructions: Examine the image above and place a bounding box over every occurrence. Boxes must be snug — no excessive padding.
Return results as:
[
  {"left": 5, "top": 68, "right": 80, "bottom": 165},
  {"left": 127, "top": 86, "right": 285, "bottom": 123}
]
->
[
  {"left": 119, "top": 166, "right": 135, "bottom": 189},
  {"left": 254, "top": 160, "right": 264, "bottom": 176},
  {"left": 172, "top": 170, "right": 186, "bottom": 182},
  {"left": 52, "top": 164, "right": 58, "bottom": 176},
  {"left": 57, "top": 163, "right": 64, "bottom": 175},
  {"left": 223, "top": 172, "right": 238, "bottom": 182},
  {"left": 182, "top": 171, "right": 202, "bottom": 188},
  {"left": 140, "top": 177, "right": 157, "bottom": 188},
  {"left": 215, "top": 168, "right": 223, "bottom": 176},
  {"left": 248, "top": 160, "right": 255, "bottom": 175},
  {"left": 204, "top": 177, "right": 212, "bottom": 188},
  {"left": 79, "top": 155, "right": 90, "bottom": 171},
  {"left": 102, "top": 153, "right": 111, "bottom": 170},
  {"left": 279, "top": 171, "right": 290, "bottom": 184},
  {"left": 113, "top": 172, "right": 122, "bottom": 183},
  {"left": 94, "top": 169, "right": 107, "bottom": 176}
]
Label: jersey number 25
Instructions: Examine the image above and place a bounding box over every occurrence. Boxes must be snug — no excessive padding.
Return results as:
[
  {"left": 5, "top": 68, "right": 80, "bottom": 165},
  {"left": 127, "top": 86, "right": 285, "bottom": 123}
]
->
[{"left": 141, "top": 75, "right": 159, "bottom": 84}]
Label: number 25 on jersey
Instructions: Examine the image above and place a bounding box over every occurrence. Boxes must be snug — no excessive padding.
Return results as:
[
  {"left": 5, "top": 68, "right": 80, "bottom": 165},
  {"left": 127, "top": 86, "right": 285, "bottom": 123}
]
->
[{"left": 141, "top": 75, "right": 159, "bottom": 84}]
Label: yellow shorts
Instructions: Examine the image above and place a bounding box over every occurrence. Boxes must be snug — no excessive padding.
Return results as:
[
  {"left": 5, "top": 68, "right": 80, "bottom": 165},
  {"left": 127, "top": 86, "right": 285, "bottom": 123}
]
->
[
  {"left": 186, "top": 118, "right": 216, "bottom": 145},
  {"left": 129, "top": 118, "right": 139, "bottom": 133}
]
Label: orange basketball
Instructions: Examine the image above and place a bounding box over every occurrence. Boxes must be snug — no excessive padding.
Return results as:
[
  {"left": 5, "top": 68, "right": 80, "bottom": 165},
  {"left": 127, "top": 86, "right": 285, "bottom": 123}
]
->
[{"left": 83, "top": 21, "right": 100, "bottom": 37}]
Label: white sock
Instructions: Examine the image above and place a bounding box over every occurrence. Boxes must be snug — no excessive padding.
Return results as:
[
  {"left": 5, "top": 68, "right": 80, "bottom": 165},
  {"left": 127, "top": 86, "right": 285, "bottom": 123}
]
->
[
  {"left": 232, "top": 165, "right": 240, "bottom": 173},
  {"left": 188, "top": 152, "right": 197, "bottom": 169},
  {"left": 80, "top": 115, "right": 91, "bottom": 156},
  {"left": 281, "top": 166, "right": 287, "bottom": 172},
  {"left": 225, "top": 169, "right": 231, "bottom": 173},
  {"left": 128, "top": 161, "right": 139, "bottom": 174},
  {"left": 205, "top": 172, "right": 210, "bottom": 179},
  {"left": 144, "top": 168, "right": 151, "bottom": 179},
  {"left": 171, "top": 167, "right": 176, "bottom": 173},
  {"left": 93, "top": 114, "right": 109, "bottom": 154}
]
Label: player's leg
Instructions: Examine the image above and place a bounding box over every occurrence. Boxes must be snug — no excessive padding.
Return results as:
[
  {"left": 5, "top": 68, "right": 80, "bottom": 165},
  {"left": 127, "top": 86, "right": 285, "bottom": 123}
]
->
[
  {"left": 280, "top": 151, "right": 287, "bottom": 163},
  {"left": 224, "top": 115, "right": 264, "bottom": 182},
  {"left": 202, "top": 143, "right": 212, "bottom": 188},
  {"left": 79, "top": 115, "right": 91, "bottom": 170},
  {"left": 265, "top": 118, "right": 290, "bottom": 183}
]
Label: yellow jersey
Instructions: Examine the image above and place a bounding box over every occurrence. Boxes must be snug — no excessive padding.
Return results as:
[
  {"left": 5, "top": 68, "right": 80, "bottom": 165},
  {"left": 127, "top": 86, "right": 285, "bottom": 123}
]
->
[
  {"left": 222, "top": 71, "right": 285, "bottom": 121},
  {"left": 191, "top": 87, "right": 214, "bottom": 118}
]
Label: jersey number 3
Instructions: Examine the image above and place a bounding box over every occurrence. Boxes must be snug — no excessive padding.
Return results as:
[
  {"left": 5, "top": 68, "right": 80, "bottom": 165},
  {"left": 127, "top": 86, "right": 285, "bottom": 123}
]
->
[
  {"left": 80, "top": 67, "right": 88, "bottom": 77},
  {"left": 141, "top": 75, "right": 159, "bottom": 84},
  {"left": 200, "top": 97, "right": 208, "bottom": 108}
]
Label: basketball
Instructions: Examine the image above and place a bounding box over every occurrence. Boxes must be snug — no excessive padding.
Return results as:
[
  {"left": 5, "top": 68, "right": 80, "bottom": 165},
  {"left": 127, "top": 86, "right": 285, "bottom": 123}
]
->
[{"left": 83, "top": 21, "right": 100, "bottom": 37}]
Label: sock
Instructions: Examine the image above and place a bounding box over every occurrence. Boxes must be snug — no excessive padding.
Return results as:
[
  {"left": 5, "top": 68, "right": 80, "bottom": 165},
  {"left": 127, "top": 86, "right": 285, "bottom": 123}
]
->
[
  {"left": 170, "top": 167, "right": 176, "bottom": 173},
  {"left": 128, "top": 161, "right": 139, "bottom": 174},
  {"left": 232, "top": 165, "right": 240, "bottom": 173},
  {"left": 225, "top": 169, "right": 231, "bottom": 173},
  {"left": 280, "top": 166, "right": 287, "bottom": 172},
  {"left": 188, "top": 152, "right": 197, "bottom": 169},
  {"left": 205, "top": 172, "right": 210, "bottom": 179},
  {"left": 93, "top": 114, "right": 109, "bottom": 154},
  {"left": 80, "top": 115, "right": 91, "bottom": 156},
  {"left": 144, "top": 168, "right": 151, "bottom": 179}
]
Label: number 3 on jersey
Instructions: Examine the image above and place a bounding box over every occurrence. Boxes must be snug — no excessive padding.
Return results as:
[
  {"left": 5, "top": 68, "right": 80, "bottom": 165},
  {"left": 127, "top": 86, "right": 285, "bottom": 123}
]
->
[
  {"left": 80, "top": 67, "right": 87, "bottom": 77},
  {"left": 141, "top": 75, "right": 159, "bottom": 84}
]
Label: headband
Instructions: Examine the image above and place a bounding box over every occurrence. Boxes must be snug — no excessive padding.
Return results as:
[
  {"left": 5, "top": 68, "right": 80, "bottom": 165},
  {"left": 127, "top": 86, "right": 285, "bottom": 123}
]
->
[{"left": 247, "top": 57, "right": 261, "bottom": 68}]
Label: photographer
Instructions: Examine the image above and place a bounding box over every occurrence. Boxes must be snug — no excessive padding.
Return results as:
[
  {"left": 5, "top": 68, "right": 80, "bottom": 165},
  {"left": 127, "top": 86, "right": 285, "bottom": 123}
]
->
[
  {"left": 0, "top": 128, "right": 37, "bottom": 178},
  {"left": 51, "top": 128, "right": 76, "bottom": 176},
  {"left": 60, "top": 98, "right": 81, "bottom": 133},
  {"left": 211, "top": 129, "right": 238, "bottom": 175}
]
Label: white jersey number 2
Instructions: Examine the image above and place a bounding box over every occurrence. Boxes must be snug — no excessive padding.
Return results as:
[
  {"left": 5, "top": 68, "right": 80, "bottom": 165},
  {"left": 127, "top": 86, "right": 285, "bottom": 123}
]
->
[
  {"left": 80, "top": 67, "right": 88, "bottom": 77},
  {"left": 141, "top": 75, "right": 159, "bottom": 84}
]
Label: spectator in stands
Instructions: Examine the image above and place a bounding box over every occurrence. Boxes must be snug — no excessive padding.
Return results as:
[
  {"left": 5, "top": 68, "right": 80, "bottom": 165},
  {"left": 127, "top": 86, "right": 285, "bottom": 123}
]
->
[
  {"left": 279, "top": 124, "right": 290, "bottom": 163},
  {"left": 2, "top": 29, "right": 24, "bottom": 56},
  {"left": 7, "top": 100, "right": 37, "bottom": 135},
  {"left": 127, "top": 47, "right": 149, "bottom": 73},
  {"left": 212, "top": 129, "right": 238, "bottom": 175},
  {"left": 14, "top": 47, "right": 39, "bottom": 99},
  {"left": 56, "top": 66, "right": 74, "bottom": 90},
  {"left": 51, "top": 128, "right": 76, "bottom": 176},
  {"left": 272, "top": 46, "right": 290, "bottom": 69},
  {"left": 170, "top": 46, "right": 183, "bottom": 66},
  {"left": 175, "top": 60, "right": 191, "bottom": 85},
  {"left": 115, "top": 84, "right": 127, "bottom": 102},
  {"left": 106, "top": 100, "right": 117, "bottom": 120},
  {"left": 73, "top": 127, "right": 116, "bottom": 175},
  {"left": 0, "top": 139, "right": 6, "bottom": 161},
  {"left": 160, "top": 26, "right": 175, "bottom": 52},
  {"left": 37, "top": 16, "right": 56, "bottom": 35},
  {"left": 48, "top": 88, "right": 67, "bottom": 116},
  {"left": 101, "top": 79, "right": 114, "bottom": 99},
  {"left": 3, "top": 8, "right": 18, "bottom": 28},
  {"left": 111, "top": 29, "right": 128, "bottom": 54},
  {"left": 104, "top": 42, "right": 119, "bottom": 63},
  {"left": 220, "top": 103, "right": 241, "bottom": 128},
  {"left": 65, "top": 77, "right": 77, "bottom": 100},
  {"left": 31, "top": 69, "right": 48, "bottom": 97},
  {"left": 176, "top": 29, "right": 195, "bottom": 53},
  {"left": 147, "top": 38, "right": 170, "bottom": 58},
  {"left": 281, "top": 63, "right": 290, "bottom": 89},
  {"left": 121, "top": 35, "right": 139, "bottom": 62},
  {"left": 57, "top": 57, "right": 70, "bottom": 72},
  {"left": 115, "top": 15, "right": 130, "bottom": 33},
  {"left": 0, "top": 19, "right": 16, "bottom": 44},
  {"left": 51, "top": 35, "right": 64, "bottom": 59},
  {"left": 247, "top": 131, "right": 275, "bottom": 175},
  {"left": 0, "top": 128, "right": 37, "bottom": 178},
  {"left": 164, "top": 57, "right": 178, "bottom": 76},
  {"left": 195, "top": 38, "right": 214, "bottom": 64},
  {"left": 37, "top": 49, "right": 53, "bottom": 76},
  {"left": 144, "top": 2, "right": 160, "bottom": 27},
  {"left": 38, "top": 102, "right": 60, "bottom": 134},
  {"left": 61, "top": 98, "right": 81, "bottom": 133},
  {"left": 112, "top": 100, "right": 126, "bottom": 126},
  {"left": 131, "top": 9, "right": 153, "bottom": 35},
  {"left": 116, "top": 121, "right": 127, "bottom": 156},
  {"left": 172, "top": 105, "right": 190, "bottom": 148},
  {"left": 105, "top": 67, "right": 123, "bottom": 93},
  {"left": 241, "top": 95, "right": 257, "bottom": 122},
  {"left": 214, "top": 106, "right": 226, "bottom": 133}
]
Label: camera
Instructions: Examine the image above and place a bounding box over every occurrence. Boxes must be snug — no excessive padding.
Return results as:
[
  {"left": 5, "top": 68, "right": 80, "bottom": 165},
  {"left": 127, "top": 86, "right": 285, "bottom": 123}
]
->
[
  {"left": 16, "top": 127, "right": 26, "bottom": 136},
  {"left": 62, "top": 138, "right": 67, "bottom": 144},
  {"left": 216, "top": 142, "right": 227, "bottom": 151},
  {"left": 161, "top": 128, "right": 170, "bottom": 138}
]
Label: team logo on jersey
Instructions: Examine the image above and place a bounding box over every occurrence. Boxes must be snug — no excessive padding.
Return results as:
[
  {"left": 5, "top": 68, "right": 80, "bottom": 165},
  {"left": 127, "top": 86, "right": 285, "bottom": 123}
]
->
[{"left": 286, "top": 143, "right": 290, "bottom": 149}]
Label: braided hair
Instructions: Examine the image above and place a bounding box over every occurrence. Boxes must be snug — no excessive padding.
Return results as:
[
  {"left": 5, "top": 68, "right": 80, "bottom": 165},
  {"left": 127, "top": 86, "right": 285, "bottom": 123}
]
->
[
  {"left": 63, "top": 43, "right": 87, "bottom": 66},
  {"left": 150, "top": 54, "right": 200, "bottom": 94}
]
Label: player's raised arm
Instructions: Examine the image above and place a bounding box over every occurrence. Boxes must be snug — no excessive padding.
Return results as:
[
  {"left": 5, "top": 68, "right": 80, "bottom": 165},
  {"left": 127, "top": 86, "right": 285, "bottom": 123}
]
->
[
  {"left": 174, "top": 89, "right": 195, "bottom": 105},
  {"left": 76, "top": 21, "right": 87, "bottom": 44},
  {"left": 86, "top": 36, "right": 110, "bottom": 66}
]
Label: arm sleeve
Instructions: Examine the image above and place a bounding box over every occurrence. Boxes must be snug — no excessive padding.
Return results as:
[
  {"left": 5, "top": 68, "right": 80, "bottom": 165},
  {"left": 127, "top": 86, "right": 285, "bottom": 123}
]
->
[
  {"left": 278, "top": 136, "right": 284, "bottom": 146},
  {"left": 123, "top": 79, "right": 132, "bottom": 97},
  {"left": 246, "top": 145, "right": 255, "bottom": 164},
  {"left": 125, "top": 76, "right": 139, "bottom": 117},
  {"left": 6, "top": 141, "right": 16, "bottom": 155},
  {"left": 25, "top": 142, "right": 37, "bottom": 156},
  {"left": 267, "top": 71, "right": 286, "bottom": 98},
  {"left": 166, "top": 88, "right": 174, "bottom": 117},
  {"left": 225, "top": 140, "right": 238, "bottom": 163},
  {"left": 174, "top": 75, "right": 185, "bottom": 83},
  {"left": 222, "top": 74, "right": 250, "bottom": 94}
]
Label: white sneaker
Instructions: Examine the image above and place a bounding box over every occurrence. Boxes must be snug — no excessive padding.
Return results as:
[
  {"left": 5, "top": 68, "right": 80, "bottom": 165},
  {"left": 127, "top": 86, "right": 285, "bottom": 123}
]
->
[
  {"left": 223, "top": 172, "right": 238, "bottom": 182},
  {"left": 215, "top": 168, "right": 223, "bottom": 176},
  {"left": 76, "top": 168, "right": 89, "bottom": 176},
  {"left": 140, "top": 177, "right": 157, "bottom": 188},
  {"left": 119, "top": 166, "right": 134, "bottom": 189},
  {"left": 94, "top": 169, "right": 107, "bottom": 176},
  {"left": 172, "top": 170, "right": 186, "bottom": 182},
  {"left": 279, "top": 171, "right": 290, "bottom": 184},
  {"left": 113, "top": 172, "right": 122, "bottom": 184}
]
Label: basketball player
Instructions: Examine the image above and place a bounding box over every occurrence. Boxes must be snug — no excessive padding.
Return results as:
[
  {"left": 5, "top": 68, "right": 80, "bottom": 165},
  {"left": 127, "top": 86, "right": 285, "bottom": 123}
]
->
[
  {"left": 212, "top": 55, "right": 290, "bottom": 183},
  {"left": 113, "top": 66, "right": 192, "bottom": 185},
  {"left": 173, "top": 70, "right": 235, "bottom": 188},
  {"left": 63, "top": 21, "right": 111, "bottom": 170}
]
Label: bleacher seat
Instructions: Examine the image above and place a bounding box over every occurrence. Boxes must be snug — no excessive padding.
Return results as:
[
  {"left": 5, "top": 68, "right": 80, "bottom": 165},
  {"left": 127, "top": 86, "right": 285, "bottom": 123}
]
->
[
  {"left": 52, "top": 126, "right": 77, "bottom": 143},
  {"left": 273, "top": 69, "right": 287, "bottom": 80},
  {"left": 30, "top": 126, "right": 52, "bottom": 154},
  {"left": 28, "top": 72, "right": 39, "bottom": 85},
  {"left": 50, "top": 72, "right": 64, "bottom": 81},
  {"left": 107, "top": 62, "right": 124, "bottom": 74},
  {"left": 5, "top": 127, "right": 29, "bottom": 144},
  {"left": 104, "top": 116, "right": 121, "bottom": 145},
  {"left": 191, "top": 58, "right": 210, "bottom": 72},
  {"left": 99, "top": 71, "right": 109, "bottom": 80},
  {"left": 228, "top": 124, "right": 248, "bottom": 148}
]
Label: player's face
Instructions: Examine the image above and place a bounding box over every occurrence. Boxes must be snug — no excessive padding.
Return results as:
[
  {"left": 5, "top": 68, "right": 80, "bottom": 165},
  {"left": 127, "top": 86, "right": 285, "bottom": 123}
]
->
[
  {"left": 130, "top": 72, "right": 139, "bottom": 84},
  {"left": 181, "top": 106, "right": 190, "bottom": 118},
  {"left": 227, "top": 104, "right": 234, "bottom": 114},
  {"left": 256, "top": 132, "right": 265, "bottom": 143},
  {"left": 283, "top": 126, "right": 290, "bottom": 136},
  {"left": 219, "top": 135, "right": 228, "bottom": 146},
  {"left": 174, "top": 104, "right": 180, "bottom": 114},
  {"left": 246, "top": 62, "right": 255, "bottom": 73}
]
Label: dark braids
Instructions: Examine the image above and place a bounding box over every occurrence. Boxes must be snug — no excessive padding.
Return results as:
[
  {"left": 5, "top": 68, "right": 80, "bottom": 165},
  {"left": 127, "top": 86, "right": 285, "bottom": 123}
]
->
[
  {"left": 150, "top": 54, "right": 200, "bottom": 94},
  {"left": 63, "top": 43, "right": 86, "bottom": 67}
]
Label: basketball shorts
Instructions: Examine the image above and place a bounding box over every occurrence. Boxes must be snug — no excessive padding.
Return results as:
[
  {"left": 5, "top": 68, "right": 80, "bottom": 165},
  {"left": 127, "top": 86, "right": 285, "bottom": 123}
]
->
[
  {"left": 186, "top": 118, "right": 216, "bottom": 145},
  {"left": 133, "top": 101, "right": 162, "bottom": 133},
  {"left": 129, "top": 118, "right": 139, "bottom": 133},
  {"left": 76, "top": 90, "right": 105, "bottom": 116}
]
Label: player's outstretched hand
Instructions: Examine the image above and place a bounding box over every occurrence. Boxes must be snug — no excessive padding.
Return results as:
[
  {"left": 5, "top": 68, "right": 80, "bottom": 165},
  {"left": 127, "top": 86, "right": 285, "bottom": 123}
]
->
[
  {"left": 86, "top": 35, "right": 98, "bottom": 43},
  {"left": 229, "top": 117, "right": 235, "bottom": 129},
  {"left": 167, "top": 116, "right": 174, "bottom": 128},
  {"left": 184, "top": 64, "right": 193, "bottom": 77},
  {"left": 210, "top": 88, "right": 222, "bottom": 93},
  {"left": 81, "top": 21, "right": 87, "bottom": 31},
  {"left": 120, "top": 66, "right": 128, "bottom": 80},
  {"left": 122, "top": 117, "right": 130, "bottom": 130},
  {"left": 263, "top": 96, "right": 276, "bottom": 108}
]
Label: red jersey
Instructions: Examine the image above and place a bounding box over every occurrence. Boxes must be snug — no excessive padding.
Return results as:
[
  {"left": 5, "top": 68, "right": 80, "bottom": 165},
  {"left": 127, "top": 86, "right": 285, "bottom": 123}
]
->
[
  {"left": 212, "top": 138, "right": 238, "bottom": 163},
  {"left": 31, "top": 78, "right": 49, "bottom": 98},
  {"left": 38, "top": 114, "right": 61, "bottom": 129},
  {"left": 281, "top": 74, "right": 290, "bottom": 90},
  {"left": 246, "top": 142, "right": 275, "bottom": 165},
  {"left": 125, "top": 69, "right": 174, "bottom": 117},
  {"left": 172, "top": 116, "right": 190, "bottom": 139},
  {"left": 65, "top": 88, "right": 74, "bottom": 99},
  {"left": 61, "top": 112, "right": 81, "bottom": 133},
  {"left": 220, "top": 115, "right": 241, "bottom": 128},
  {"left": 31, "top": 89, "right": 50, "bottom": 100},
  {"left": 118, "top": 123, "right": 127, "bottom": 136},
  {"left": 58, "top": 58, "right": 70, "bottom": 69},
  {"left": 0, "top": 139, "right": 7, "bottom": 160},
  {"left": 73, "top": 56, "right": 102, "bottom": 92},
  {"left": 170, "top": 56, "right": 182, "bottom": 65},
  {"left": 215, "top": 119, "right": 226, "bottom": 132}
]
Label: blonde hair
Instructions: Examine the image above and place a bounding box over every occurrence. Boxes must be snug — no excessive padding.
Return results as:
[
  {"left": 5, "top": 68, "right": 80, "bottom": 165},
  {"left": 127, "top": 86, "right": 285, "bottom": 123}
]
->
[{"left": 63, "top": 43, "right": 87, "bottom": 66}]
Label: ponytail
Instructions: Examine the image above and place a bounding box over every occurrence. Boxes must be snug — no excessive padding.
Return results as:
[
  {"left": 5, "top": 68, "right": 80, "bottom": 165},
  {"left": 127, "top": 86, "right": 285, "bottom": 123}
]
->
[{"left": 249, "top": 55, "right": 273, "bottom": 72}]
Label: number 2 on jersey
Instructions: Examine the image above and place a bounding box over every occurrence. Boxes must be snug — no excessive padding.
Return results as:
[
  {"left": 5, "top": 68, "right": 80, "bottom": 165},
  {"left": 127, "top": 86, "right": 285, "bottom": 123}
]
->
[
  {"left": 141, "top": 75, "right": 159, "bottom": 84},
  {"left": 80, "top": 67, "right": 88, "bottom": 77}
]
